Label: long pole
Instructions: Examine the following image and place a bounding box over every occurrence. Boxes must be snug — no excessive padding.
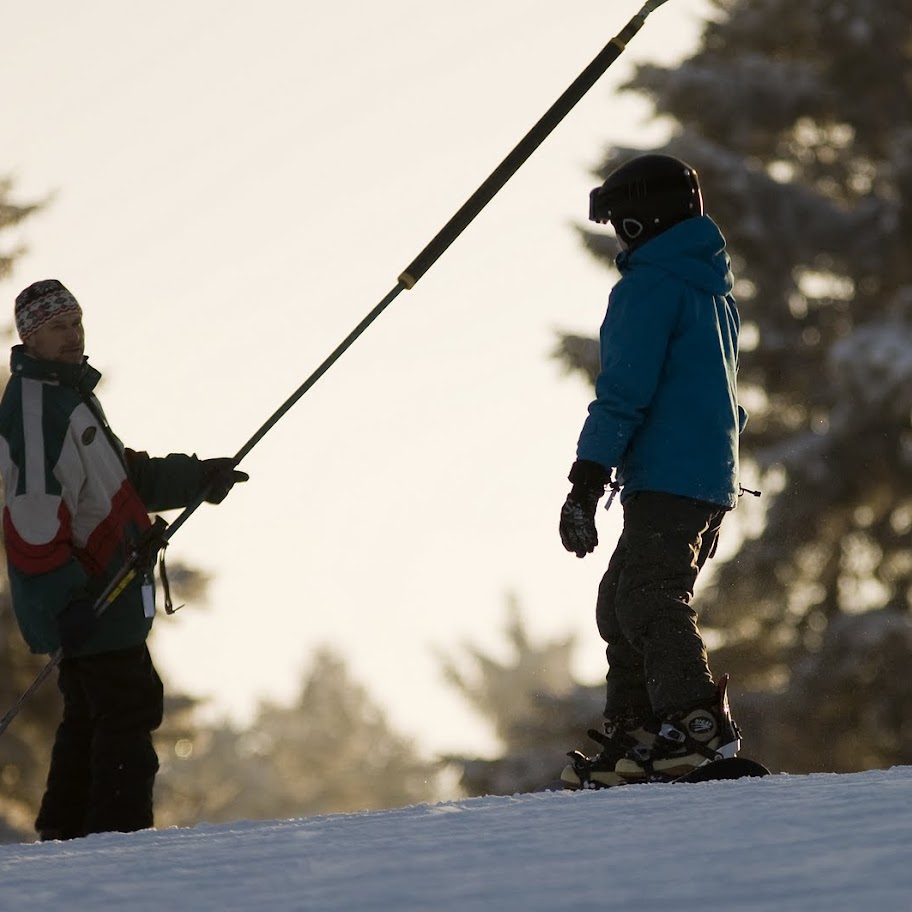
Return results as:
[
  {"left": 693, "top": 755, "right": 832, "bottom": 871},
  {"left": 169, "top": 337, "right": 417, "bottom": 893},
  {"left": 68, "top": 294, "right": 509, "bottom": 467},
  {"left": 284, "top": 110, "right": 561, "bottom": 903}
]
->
[
  {"left": 169, "top": 0, "right": 672, "bottom": 540},
  {"left": 0, "top": 1, "right": 673, "bottom": 738}
]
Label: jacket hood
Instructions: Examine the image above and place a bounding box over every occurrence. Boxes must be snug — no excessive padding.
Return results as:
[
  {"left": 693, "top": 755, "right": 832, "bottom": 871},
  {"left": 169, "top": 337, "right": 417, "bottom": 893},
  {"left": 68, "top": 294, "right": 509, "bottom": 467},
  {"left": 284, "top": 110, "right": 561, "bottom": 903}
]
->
[{"left": 616, "top": 215, "right": 734, "bottom": 296}]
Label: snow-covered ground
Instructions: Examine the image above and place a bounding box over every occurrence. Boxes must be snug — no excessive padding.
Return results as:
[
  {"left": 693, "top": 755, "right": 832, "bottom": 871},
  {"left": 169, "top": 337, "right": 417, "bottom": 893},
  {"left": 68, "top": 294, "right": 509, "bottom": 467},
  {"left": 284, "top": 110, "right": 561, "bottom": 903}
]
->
[{"left": 1, "top": 766, "right": 909, "bottom": 911}]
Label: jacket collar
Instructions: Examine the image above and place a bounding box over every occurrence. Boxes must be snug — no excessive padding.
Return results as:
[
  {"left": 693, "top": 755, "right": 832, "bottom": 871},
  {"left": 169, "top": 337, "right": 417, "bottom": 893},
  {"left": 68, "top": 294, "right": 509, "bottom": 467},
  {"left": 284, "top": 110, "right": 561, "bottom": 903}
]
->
[{"left": 9, "top": 344, "right": 102, "bottom": 395}]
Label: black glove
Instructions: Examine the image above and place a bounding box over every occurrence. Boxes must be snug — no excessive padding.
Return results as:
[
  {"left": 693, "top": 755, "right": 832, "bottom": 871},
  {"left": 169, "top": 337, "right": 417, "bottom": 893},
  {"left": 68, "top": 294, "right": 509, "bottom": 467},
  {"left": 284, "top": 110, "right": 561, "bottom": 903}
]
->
[
  {"left": 559, "top": 460, "right": 611, "bottom": 558},
  {"left": 57, "top": 592, "right": 99, "bottom": 653},
  {"left": 201, "top": 457, "right": 249, "bottom": 504}
]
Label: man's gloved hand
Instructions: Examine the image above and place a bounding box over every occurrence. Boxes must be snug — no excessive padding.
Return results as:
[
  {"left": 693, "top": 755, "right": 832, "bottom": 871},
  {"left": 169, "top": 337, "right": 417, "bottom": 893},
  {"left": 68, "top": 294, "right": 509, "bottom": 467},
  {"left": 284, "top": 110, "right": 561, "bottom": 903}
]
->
[
  {"left": 57, "top": 592, "right": 99, "bottom": 653},
  {"left": 559, "top": 459, "right": 611, "bottom": 558},
  {"left": 201, "top": 457, "right": 249, "bottom": 505}
]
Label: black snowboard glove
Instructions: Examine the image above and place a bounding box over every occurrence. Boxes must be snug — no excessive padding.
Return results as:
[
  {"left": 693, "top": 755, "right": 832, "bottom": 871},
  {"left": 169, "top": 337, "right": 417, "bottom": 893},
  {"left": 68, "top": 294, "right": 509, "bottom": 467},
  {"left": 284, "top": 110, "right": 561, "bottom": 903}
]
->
[
  {"left": 201, "top": 457, "right": 249, "bottom": 505},
  {"left": 559, "top": 460, "right": 611, "bottom": 558},
  {"left": 57, "top": 591, "right": 99, "bottom": 654}
]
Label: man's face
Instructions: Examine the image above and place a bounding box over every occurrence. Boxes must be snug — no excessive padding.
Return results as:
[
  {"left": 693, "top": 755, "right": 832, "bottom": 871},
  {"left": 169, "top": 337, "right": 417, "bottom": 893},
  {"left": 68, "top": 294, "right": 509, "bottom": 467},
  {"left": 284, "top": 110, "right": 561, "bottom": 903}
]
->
[{"left": 24, "top": 311, "right": 85, "bottom": 364}]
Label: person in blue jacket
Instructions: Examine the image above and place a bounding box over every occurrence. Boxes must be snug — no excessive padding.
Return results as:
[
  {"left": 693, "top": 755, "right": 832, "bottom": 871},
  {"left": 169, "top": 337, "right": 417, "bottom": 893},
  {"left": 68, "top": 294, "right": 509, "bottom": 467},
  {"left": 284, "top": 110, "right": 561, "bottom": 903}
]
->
[{"left": 558, "top": 154, "right": 748, "bottom": 788}]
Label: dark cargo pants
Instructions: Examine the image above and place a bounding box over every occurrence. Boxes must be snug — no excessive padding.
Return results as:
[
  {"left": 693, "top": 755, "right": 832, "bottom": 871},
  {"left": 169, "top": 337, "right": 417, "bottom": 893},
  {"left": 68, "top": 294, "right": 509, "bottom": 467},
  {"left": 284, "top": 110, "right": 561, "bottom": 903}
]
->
[
  {"left": 35, "top": 643, "right": 163, "bottom": 840},
  {"left": 596, "top": 491, "right": 726, "bottom": 721}
]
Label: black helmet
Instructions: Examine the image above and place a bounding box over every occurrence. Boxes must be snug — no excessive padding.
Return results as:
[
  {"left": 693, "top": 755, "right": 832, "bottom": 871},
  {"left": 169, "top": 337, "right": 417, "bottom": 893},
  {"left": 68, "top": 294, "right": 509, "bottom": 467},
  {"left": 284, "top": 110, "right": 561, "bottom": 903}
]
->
[{"left": 589, "top": 153, "right": 703, "bottom": 249}]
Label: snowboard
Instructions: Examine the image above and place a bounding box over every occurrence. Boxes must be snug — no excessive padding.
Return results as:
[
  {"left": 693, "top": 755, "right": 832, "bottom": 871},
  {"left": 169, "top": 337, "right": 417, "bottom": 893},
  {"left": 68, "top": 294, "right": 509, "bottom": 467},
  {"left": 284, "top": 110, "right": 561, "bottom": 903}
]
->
[
  {"left": 671, "top": 756, "right": 770, "bottom": 784},
  {"left": 537, "top": 756, "right": 770, "bottom": 792}
]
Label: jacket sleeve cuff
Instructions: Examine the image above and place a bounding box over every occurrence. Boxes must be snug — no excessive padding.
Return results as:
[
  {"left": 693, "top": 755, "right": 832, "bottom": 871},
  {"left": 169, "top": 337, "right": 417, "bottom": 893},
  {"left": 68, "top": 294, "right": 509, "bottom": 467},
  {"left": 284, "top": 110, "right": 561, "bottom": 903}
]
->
[{"left": 567, "top": 459, "right": 611, "bottom": 489}]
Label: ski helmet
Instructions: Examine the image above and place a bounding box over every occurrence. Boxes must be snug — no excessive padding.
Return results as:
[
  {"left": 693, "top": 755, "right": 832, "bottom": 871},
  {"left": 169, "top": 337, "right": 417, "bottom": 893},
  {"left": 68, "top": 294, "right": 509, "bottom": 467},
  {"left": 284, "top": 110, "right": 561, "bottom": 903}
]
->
[{"left": 589, "top": 154, "right": 703, "bottom": 249}]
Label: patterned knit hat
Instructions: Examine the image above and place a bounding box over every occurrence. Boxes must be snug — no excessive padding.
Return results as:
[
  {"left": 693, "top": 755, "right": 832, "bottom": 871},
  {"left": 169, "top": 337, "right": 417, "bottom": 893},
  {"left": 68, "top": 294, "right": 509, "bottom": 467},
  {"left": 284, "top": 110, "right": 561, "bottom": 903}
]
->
[{"left": 14, "top": 280, "right": 82, "bottom": 341}]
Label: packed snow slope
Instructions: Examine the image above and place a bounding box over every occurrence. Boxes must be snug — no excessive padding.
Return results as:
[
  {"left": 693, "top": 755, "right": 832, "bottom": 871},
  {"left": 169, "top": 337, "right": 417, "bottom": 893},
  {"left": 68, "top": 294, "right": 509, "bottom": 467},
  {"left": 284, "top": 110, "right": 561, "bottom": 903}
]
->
[{"left": 1, "top": 766, "right": 910, "bottom": 911}]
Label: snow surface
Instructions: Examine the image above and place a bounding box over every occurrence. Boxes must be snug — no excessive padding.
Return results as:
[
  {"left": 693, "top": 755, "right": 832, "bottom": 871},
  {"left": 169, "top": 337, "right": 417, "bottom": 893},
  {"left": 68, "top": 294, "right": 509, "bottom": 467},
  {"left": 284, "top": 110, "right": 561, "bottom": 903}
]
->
[{"left": 1, "top": 767, "right": 910, "bottom": 911}]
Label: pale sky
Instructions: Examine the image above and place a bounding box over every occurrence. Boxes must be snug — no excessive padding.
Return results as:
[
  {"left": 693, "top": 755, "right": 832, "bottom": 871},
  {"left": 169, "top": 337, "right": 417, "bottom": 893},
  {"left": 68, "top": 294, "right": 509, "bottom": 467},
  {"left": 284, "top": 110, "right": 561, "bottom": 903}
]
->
[{"left": 1, "top": 0, "right": 714, "bottom": 756}]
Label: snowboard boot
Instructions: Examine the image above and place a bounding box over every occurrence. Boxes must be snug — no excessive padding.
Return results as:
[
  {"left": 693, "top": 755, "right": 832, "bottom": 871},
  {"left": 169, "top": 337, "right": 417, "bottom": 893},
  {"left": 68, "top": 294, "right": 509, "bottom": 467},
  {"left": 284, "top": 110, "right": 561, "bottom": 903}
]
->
[
  {"left": 614, "top": 674, "right": 741, "bottom": 782},
  {"left": 561, "top": 715, "right": 656, "bottom": 789}
]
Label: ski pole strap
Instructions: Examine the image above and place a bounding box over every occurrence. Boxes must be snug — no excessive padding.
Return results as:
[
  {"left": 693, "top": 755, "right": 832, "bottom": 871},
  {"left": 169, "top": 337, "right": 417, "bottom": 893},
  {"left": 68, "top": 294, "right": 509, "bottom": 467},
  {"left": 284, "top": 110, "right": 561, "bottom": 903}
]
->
[
  {"left": 158, "top": 547, "right": 183, "bottom": 615},
  {"left": 91, "top": 515, "right": 171, "bottom": 619}
]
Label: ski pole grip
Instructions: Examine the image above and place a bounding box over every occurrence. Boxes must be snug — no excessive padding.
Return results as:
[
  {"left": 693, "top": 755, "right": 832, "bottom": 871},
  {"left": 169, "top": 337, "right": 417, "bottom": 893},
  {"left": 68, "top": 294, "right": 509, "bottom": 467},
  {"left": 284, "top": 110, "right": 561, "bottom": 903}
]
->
[{"left": 397, "top": 5, "right": 660, "bottom": 290}]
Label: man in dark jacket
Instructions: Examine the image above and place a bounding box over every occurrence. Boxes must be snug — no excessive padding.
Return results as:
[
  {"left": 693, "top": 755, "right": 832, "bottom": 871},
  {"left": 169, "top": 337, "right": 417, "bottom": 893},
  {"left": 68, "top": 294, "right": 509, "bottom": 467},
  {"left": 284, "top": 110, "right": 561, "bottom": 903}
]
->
[
  {"left": 558, "top": 155, "right": 747, "bottom": 788},
  {"left": 0, "top": 279, "right": 247, "bottom": 839}
]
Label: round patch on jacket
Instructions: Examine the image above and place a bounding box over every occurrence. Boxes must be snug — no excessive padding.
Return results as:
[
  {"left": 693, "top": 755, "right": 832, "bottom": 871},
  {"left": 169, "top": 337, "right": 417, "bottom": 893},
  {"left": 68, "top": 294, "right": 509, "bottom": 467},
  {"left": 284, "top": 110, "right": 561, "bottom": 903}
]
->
[{"left": 82, "top": 426, "right": 97, "bottom": 445}]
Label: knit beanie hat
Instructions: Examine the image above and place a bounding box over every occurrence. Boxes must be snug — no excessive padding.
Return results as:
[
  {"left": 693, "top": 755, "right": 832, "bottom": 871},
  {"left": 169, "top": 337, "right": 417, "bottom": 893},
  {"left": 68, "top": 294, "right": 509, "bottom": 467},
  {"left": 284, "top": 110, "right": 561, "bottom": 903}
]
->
[{"left": 14, "top": 280, "right": 82, "bottom": 341}]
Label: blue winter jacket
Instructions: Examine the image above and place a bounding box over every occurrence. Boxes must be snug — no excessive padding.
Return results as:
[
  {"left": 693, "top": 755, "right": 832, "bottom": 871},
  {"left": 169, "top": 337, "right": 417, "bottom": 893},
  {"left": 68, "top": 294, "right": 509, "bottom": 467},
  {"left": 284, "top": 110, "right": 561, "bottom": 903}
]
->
[{"left": 576, "top": 215, "right": 746, "bottom": 508}]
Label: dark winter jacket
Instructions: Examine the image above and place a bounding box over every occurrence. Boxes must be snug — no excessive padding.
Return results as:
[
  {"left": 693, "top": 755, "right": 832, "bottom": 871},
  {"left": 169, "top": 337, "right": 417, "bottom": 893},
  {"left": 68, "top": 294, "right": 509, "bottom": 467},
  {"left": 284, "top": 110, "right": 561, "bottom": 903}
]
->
[
  {"left": 576, "top": 215, "right": 746, "bottom": 508},
  {"left": 0, "top": 346, "right": 206, "bottom": 656}
]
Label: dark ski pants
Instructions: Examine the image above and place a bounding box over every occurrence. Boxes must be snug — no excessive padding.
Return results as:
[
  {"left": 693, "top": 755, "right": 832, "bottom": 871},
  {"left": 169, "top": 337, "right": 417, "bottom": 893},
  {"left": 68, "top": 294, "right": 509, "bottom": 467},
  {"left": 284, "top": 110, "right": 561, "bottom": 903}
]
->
[
  {"left": 35, "top": 643, "right": 163, "bottom": 841},
  {"left": 596, "top": 491, "right": 726, "bottom": 721}
]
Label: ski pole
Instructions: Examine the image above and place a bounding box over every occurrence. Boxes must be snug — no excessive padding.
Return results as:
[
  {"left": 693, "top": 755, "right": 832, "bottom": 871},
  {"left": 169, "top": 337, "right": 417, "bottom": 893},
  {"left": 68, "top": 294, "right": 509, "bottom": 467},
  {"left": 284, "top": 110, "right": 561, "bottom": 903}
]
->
[
  {"left": 0, "top": 517, "right": 171, "bottom": 737},
  {"left": 0, "top": 0, "right": 673, "bottom": 736},
  {"left": 142, "top": 0, "right": 675, "bottom": 545}
]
